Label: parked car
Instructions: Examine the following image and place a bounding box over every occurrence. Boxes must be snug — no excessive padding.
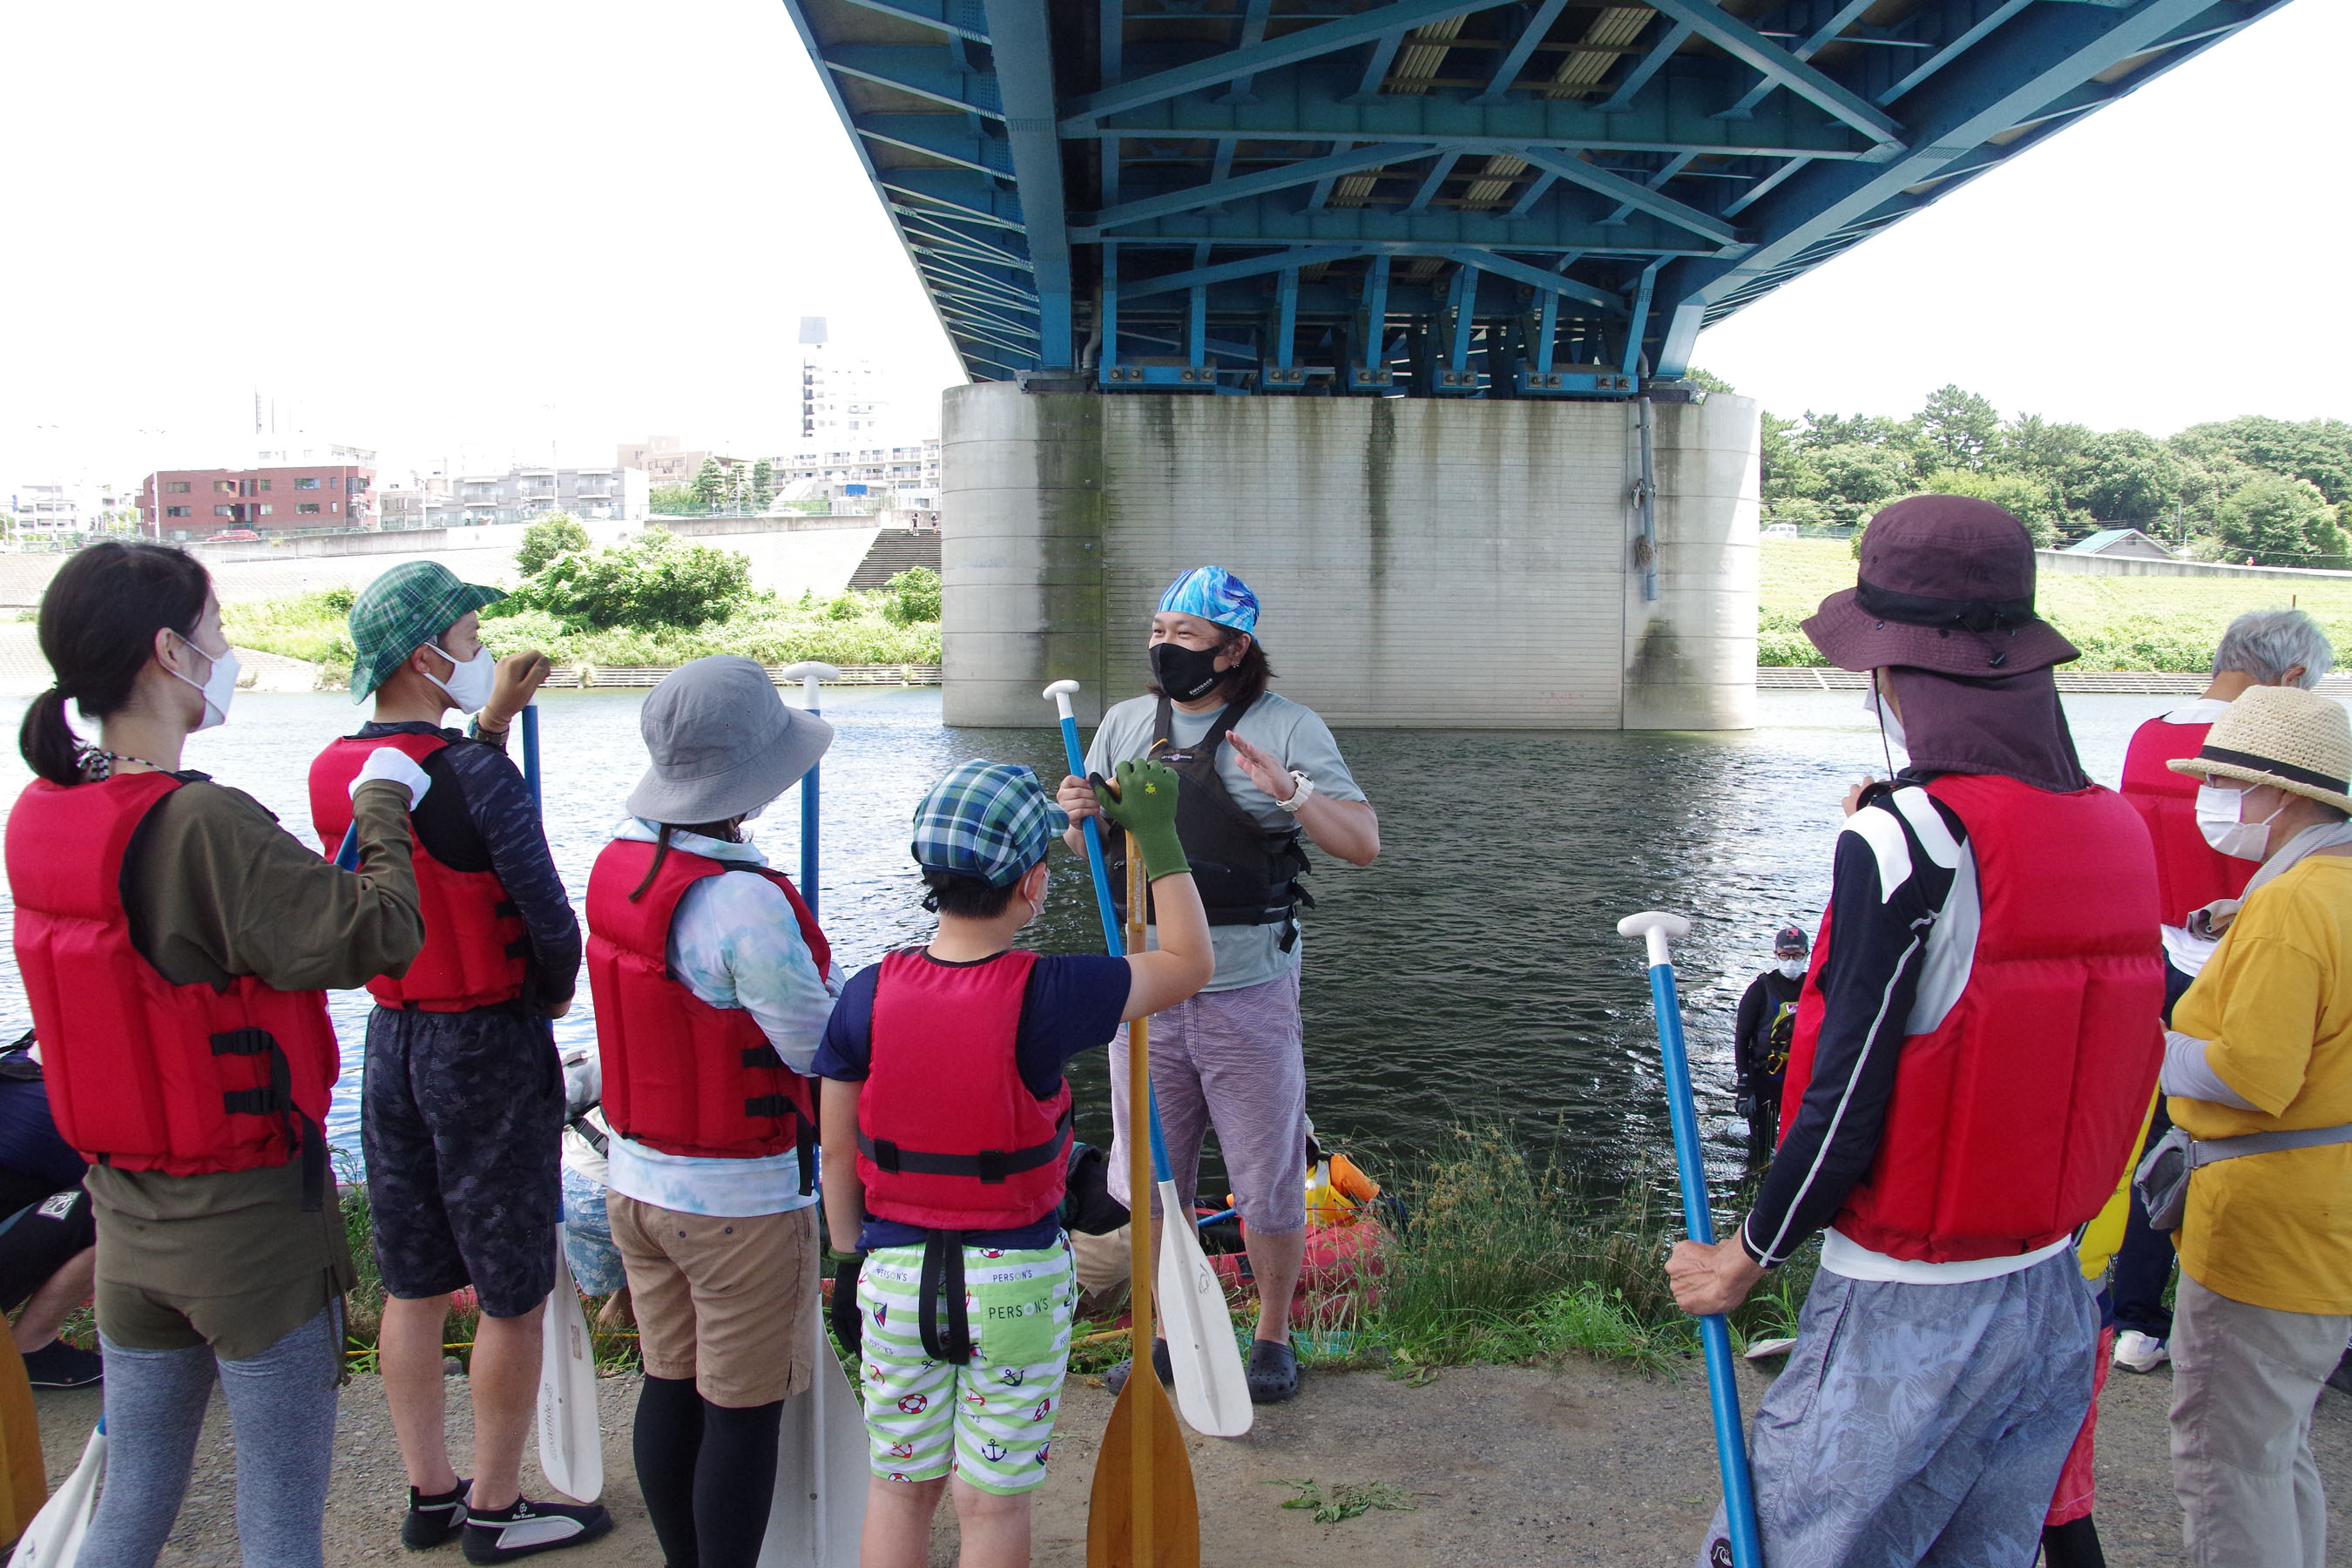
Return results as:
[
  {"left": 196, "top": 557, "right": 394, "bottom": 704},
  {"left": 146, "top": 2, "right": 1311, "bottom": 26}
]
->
[{"left": 203, "top": 529, "right": 261, "bottom": 543}]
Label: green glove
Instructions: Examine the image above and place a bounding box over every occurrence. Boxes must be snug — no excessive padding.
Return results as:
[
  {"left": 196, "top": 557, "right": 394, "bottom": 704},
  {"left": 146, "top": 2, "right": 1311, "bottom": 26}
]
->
[{"left": 1091, "top": 759, "right": 1191, "bottom": 880}]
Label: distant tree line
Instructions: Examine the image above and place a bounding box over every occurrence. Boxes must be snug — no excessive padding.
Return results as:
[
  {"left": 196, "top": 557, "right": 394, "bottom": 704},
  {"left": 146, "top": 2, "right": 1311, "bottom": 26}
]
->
[{"left": 1695, "top": 373, "right": 2352, "bottom": 566}]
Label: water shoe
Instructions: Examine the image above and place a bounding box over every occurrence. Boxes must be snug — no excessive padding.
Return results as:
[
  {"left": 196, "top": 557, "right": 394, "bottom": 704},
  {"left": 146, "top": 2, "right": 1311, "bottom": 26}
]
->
[
  {"left": 402, "top": 1481, "right": 470, "bottom": 1550},
  {"left": 2111, "top": 1330, "right": 2168, "bottom": 1374},
  {"left": 1247, "top": 1339, "right": 1300, "bottom": 1404},
  {"left": 19, "top": 1340, "right": 102, "bottom": 1389},
  {"left": 1101, "top": 1337, "right": 1173, "bottom": 1396},
  {"left": 462, "top": 1497, "right": 612, "bottom": 1564}
]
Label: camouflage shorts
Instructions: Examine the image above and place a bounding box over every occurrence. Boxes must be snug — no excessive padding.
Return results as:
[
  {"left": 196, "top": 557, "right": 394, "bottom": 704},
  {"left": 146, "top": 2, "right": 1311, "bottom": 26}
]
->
[{"left": 362, "top": 1006, "right": 562, "bottom": 1317}]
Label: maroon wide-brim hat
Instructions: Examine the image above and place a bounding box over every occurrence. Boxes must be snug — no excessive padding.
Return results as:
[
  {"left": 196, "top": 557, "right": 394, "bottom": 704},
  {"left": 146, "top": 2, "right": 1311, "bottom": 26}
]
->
[{"left": 1801, "top": 495, "right": 2078, "bottom": 676}]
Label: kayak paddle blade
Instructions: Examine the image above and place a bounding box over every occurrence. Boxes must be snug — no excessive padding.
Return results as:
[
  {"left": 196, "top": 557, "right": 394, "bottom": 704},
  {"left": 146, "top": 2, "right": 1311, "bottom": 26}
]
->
[
  {"left": 1154, "top": 1178, "right": 1251, "bottom": 1437},
  {"left": 759, "top": 1312, "right": 867, "bottom": 1568},
  {"left": 535, "top": 1227, "right": 604, "bottom": 1502},
  {"left": 1086, "top": 1368, "right": 1200, "bottom": 1568},
  {"left": 10, "top": 1423, "right": 103, "bottom": 1568}
]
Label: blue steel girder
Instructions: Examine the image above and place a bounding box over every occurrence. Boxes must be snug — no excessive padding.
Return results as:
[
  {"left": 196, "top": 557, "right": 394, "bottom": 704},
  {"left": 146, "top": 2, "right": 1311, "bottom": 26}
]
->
[{"left": 776, "top": 0, "right": 2298, "bottom": 390}]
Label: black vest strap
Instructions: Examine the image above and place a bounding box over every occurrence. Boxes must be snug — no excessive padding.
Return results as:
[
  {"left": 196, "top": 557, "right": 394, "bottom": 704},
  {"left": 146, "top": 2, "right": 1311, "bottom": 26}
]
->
[
  {"left": 858, "top": 1105, "right": 1073, "bottom": 1185},
  {"left": 917, "top": 1230, "right": 973, "bottom": 1363}
]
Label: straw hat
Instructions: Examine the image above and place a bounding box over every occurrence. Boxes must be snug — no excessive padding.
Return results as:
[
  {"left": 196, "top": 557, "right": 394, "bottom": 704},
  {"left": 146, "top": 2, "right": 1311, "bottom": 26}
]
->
[{"left": 2168, "top": 684, "right": 2352, "bottom": 814}]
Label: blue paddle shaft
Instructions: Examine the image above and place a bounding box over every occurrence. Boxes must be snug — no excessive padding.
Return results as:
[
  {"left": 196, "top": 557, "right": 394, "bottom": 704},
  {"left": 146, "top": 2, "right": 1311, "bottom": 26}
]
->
[
  {"left": 520, "top": 705, "right": 542, "bottom": 812},
  {"left": 801, "top": 700, "right": 821, "bottom": 918},
  {"left": 1646, "top": 956, "right": 1763, "bottom": 1568},
  {"left": 1054, "top": 707, "right": 1177, "bottom": 1185},
  {"left": 335, "top": 823, "right": 359, "bottom": 871}
]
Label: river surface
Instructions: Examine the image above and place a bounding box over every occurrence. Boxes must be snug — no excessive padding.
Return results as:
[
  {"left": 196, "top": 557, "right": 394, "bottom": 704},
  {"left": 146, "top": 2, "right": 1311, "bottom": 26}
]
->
[{"left": 0, "top": 687, "right": 2222, "bottom": 1196}]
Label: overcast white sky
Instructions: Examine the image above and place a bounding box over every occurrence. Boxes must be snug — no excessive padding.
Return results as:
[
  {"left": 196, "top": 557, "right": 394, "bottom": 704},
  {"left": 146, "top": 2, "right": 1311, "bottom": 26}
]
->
[{"left": 2, "top": 0, "right": 2339, "bottom": 490}]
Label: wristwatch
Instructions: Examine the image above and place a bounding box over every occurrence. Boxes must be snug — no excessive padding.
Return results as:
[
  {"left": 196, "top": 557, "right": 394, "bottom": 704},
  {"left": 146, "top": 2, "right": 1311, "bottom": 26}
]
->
[{"left": 1275, "top": 771, "right": 1316, "bottom": 814}]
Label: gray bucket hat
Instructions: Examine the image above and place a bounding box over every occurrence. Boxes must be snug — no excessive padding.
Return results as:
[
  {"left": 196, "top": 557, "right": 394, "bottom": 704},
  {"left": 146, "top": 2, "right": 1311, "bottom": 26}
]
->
[{"left": 627, "top": 657, "right": 834, "bottom": 825}]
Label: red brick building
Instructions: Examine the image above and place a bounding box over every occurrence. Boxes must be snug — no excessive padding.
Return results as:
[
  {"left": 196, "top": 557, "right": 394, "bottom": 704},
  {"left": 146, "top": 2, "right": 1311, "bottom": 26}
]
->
[{"left": 141, "top": 462, "right": 376, "bottom": 539}]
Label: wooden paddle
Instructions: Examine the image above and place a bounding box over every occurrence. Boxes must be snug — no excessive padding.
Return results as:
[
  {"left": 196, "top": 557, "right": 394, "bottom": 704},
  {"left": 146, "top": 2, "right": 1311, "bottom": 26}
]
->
[{"left": 1086, "top": 841, "right": 1200, "bottom": 1568}]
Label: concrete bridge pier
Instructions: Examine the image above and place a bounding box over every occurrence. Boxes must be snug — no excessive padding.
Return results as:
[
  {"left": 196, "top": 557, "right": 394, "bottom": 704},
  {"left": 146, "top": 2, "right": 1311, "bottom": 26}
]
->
[{"left": 940, "top": 382, "right": 1758, "bottom": 730}]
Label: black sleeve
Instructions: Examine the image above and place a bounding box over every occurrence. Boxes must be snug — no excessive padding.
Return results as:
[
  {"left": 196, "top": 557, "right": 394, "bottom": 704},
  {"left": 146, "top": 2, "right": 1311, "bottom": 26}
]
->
[
  {"left": 443, "top": 740, "right": 581, "bottom": 1008},
  {"left": 1740, "top": 794, "right": 1960, "bottom": 1267},
  {"left": 1732, "top": 976, "right": 1771, "bottom": 1078}
]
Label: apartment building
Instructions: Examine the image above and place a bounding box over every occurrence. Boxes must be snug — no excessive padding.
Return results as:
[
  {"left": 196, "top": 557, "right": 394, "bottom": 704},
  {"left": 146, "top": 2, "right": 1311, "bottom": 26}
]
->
[
  {"left": 141, "top": 461, "right": 376, "bottom": 539},
  {"left": 771, "top": 436, "right": 941, "bottom": 506},
  {"left": 428, "top": 466, "right": 650, "bottom": 528},
  {"left": 614, "top": 436, "right": 715, "bottom": 488}
]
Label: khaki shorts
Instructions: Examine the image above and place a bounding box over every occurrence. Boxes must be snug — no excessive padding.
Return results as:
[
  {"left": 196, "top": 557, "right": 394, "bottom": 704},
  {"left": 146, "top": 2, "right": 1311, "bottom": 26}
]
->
[{"left": 608, "top": 1195, "right": 818, "bottom": 1408}]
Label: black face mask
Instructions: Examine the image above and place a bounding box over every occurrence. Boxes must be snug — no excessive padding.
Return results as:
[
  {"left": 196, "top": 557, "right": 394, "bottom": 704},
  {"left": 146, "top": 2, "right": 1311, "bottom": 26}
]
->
[{"left": 1150, "top": 639, "right": 1226, "bottom": 703}]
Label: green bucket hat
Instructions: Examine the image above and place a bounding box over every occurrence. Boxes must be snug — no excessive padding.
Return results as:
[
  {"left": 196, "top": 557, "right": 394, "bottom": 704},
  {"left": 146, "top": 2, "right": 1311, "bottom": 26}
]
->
[{"left": 348, "top": 561, "right": 507, "bottom": 701}]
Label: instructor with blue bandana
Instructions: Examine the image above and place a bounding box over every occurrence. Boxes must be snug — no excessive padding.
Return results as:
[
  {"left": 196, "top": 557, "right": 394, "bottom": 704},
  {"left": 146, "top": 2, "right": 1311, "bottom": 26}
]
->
[{"left": 1056, "top": 566, "right": 1380, "bottom": 1406}]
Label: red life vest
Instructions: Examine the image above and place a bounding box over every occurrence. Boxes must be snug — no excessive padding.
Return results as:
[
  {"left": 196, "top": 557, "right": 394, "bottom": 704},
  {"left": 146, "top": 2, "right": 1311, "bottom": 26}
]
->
[
  {"left": 856, "top": 949, "right": 1072, "bottom": 1232},
  {"left": 4, "top": 772, "right": 339, "bottom": 1177},
  {"left": 585, "top": 837, "right": 828, "bottom": 1159},
  {"left": 2119, "top": 715, "right": 2254, "bottom": 923},
  {"left": 1779, "top": 774, "right": 2165, "bottom": 1264},
  {"left": 309, "top": 733, "right": 529, "bottom": 1011}
]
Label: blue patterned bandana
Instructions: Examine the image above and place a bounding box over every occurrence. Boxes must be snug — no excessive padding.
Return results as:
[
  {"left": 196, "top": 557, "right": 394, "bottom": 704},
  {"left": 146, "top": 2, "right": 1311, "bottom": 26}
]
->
[
  {"left": 909, "top": 760, "right": 1065, "bottom": 888},
  {"left": 1157, "top": 566, "right": 1259, "bottom": 635}
]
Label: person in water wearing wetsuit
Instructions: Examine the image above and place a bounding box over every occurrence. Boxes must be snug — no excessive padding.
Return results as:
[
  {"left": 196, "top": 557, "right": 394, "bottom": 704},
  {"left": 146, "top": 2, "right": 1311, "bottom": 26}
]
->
[
  {"left": 1732, "top": 924, "right": 1808, "bottom": 1165},
  {"left": 1056, "top": 565, "right": 1381, "bottom": 1405}
]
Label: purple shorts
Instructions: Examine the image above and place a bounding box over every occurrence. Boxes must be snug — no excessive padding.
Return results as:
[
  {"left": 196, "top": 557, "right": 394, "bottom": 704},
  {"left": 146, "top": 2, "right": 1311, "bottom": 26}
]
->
[{"left": 1106, "top": 967, "right": 1307, "bottom": 1236}]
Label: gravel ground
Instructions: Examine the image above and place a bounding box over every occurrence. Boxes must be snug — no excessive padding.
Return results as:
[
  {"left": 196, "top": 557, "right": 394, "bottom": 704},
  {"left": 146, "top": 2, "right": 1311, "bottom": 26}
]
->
[{"left": 25, "top": 1354, "right": 2350, "bottom": 1566}]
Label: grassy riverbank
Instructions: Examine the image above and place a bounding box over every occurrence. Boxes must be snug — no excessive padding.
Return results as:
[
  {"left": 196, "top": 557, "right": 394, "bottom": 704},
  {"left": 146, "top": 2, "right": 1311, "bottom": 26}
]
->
[
  {"left": 222, "top": 584, "right": 941, "bottom": 687},
  {"left": 317, "top": 1131, "right": 1795, "bottom": 1380},
  {"left": 1761, "top": 537, "right": 2352, "bottom": 668}
]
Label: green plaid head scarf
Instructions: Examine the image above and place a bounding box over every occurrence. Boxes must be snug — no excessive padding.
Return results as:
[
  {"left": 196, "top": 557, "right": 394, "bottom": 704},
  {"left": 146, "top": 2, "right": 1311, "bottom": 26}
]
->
[
  {"left": 348, "top": 561, "right": 507, "bottom": 701},
  {"left": 910, "top": 760, "right": 1065, "bottom": 888}
]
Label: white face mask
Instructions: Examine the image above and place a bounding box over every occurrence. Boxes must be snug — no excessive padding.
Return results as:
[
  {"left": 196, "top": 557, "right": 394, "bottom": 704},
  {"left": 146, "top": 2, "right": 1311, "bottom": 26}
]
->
[
  {"left": 2196, "top": 782, "right": 2286, "bottom": 862},
  {"left": 424, "top": 640, "right": 497, "bottom": 716},
  {"left": 1775, "top": 958, "right": 1808, "bottom": 979},
  {"left": 168, "top": 631, "right": 239, "bottom": 731},
  {"left": 1862, "top": 686, "right": 1907, "bottom": 752}
]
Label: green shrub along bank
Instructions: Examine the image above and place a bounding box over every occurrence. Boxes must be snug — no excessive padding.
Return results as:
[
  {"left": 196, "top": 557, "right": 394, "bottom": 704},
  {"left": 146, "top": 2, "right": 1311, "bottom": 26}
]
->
[
  {"left": 1348, "top": 1128, "right": 1810, "bottom": 1376},
  {"left": 1759, "top": 539, "right": 2352, "bottom": 670},
  {"left": 321, "top": 1130, "right": 1794, "bottom": 1378},
  {"left": 220, "top": 523, "right": 942, "bottom": 685}
]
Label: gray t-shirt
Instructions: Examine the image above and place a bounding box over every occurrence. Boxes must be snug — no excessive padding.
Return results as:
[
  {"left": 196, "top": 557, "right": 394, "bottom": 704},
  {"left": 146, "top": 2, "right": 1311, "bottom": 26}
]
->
[{"left": 1085, "top": 690, "right": 1366, "bottom": 990}]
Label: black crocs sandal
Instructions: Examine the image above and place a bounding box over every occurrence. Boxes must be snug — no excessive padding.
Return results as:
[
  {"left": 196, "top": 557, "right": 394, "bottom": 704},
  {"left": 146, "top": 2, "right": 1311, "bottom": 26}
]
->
[
  {"left": 1103, "top": 1337, "right": 1173, "bottom": 1395},
  {"left": 1247, "top": 1338, "right": 1300, "bottom": 1404}
]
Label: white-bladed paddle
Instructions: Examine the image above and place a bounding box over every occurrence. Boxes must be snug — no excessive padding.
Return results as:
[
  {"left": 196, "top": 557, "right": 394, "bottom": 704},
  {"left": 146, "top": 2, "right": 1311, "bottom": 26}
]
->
[
  {"left": 535, "top": 1227, "right": 604, "bottom": 1502},
  {"left": 1044, "top": 680, "right": 1252, "bottom": 1438},
  {"left": 10, "top": 1417, "right": 102, "bottom": 1568},
  {"left": 758, "top": 1286, "right": 867, "bottom": 1568}
]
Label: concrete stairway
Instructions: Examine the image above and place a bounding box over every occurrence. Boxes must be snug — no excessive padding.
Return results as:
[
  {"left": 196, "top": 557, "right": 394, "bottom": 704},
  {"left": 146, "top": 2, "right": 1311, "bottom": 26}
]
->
[{"left": 848, "top": 529, "right": 940, "bottom": 591}]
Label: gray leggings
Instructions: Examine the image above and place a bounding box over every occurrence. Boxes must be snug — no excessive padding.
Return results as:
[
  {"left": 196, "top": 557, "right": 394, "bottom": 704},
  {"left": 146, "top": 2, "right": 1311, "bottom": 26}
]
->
[{"left": 80, "top": 1308, "right": 341, "bottom": 1568}]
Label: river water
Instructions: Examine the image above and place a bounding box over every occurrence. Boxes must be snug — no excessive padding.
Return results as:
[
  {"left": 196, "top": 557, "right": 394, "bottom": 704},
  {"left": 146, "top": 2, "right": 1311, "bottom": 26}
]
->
[{"left": 0, "top": 687, "right": 2203, "bottom": 1195}]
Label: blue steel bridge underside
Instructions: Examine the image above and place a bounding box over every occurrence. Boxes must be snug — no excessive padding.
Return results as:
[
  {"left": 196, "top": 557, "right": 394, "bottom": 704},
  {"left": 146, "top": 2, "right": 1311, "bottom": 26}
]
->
[{"left": 781, "top": 0, "right": 2290, "bottom": 396}]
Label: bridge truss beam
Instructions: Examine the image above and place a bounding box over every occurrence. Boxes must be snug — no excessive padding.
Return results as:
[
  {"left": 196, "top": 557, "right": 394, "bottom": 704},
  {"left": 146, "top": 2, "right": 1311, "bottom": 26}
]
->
[{"left": 780, "top": 0, "right": 2294, "bottom": 396}]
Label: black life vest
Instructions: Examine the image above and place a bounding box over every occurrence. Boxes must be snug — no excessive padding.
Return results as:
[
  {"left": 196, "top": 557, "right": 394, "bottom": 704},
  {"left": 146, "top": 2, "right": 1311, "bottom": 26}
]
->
[{"left": 1105, "top": 695, "right": 1312, "bottom": 949}]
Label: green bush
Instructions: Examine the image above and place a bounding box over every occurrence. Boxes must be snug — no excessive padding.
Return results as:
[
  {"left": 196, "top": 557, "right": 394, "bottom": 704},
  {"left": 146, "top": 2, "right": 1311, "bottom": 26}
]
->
[
  {"left": 496, "top": 528, "right": 754, "bottom": 632},
  {"left": 515, "top": 514, "right": 591, "bottom": 576},
  {"left": 1757, "top": 609, "right": 1825, "bottom": 666},
  {"left": 883, "top": 566, "right": 942, "bottom": 625}
]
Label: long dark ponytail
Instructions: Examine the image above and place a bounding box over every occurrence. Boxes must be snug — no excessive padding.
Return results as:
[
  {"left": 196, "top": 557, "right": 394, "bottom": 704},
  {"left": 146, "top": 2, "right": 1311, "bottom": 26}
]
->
[{"left": 19, "top": 542, "right": 213, "bottom": 785}]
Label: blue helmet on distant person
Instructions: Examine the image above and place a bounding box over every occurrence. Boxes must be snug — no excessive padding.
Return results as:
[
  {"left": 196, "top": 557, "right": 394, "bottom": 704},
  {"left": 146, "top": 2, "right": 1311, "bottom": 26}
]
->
[{"left": 1158, "top": 566, "right": 1259, "bottom": 636}]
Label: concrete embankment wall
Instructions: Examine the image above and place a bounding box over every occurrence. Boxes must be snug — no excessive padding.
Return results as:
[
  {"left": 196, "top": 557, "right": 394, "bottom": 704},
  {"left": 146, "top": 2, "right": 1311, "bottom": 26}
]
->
[
  {"left": 940, "top": 383, "right": 1760, "bottom": 730},
  {"left": 2036, "top": 549, "right": 2352, "bottom": 583}
]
